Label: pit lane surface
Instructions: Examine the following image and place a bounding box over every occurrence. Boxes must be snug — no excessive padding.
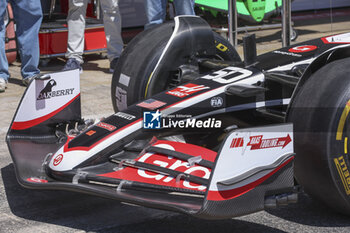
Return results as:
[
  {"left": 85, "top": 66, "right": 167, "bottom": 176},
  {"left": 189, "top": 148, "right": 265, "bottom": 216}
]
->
[
  {"left": 1, "top": 170, "right": 350, "bottom": 233},
  {"left": 1, "top": 13, "right": 350, "bottom": 232}
]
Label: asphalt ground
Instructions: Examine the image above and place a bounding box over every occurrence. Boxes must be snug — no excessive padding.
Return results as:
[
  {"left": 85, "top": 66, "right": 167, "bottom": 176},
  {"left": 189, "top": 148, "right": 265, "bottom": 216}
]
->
[{"left": 1, "top": 10, "right": 350, "bottom": 233}]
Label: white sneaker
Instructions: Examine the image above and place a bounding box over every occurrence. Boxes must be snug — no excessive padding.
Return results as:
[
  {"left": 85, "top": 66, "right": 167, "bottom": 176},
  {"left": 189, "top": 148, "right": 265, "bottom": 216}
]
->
[{"left": 0, "top": 77, "right": 7, "bottom": 93}]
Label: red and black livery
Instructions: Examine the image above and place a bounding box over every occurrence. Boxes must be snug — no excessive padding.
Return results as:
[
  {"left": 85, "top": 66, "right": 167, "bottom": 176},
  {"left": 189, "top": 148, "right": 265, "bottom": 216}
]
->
[{"left": 7, "top": 16, "right": 350, "bottom": 218}]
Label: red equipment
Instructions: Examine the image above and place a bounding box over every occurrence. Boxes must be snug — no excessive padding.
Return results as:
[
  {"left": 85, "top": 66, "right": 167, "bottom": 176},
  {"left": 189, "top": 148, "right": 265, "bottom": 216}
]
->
[
  {"left": 6, "top": 1, "right": 147, "bottom": 64},
  {"left": 39, "top": 0, "right": 107, "bottom": 61}
]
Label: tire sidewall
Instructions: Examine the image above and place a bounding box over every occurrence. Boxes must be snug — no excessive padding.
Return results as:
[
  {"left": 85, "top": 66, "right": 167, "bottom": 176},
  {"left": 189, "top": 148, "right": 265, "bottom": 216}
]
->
[
  {"left": 112, "top": 27, "right": 240, "bottom": 112},
  {"left": 288, "top": 57, "right": 350, "bottom": 214}
]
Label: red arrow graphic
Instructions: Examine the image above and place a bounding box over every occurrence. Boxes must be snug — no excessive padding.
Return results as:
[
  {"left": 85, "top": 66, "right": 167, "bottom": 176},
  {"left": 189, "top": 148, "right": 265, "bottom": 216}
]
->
[{"left": 248, "top": 134, "right": 291, "bottom": 150}]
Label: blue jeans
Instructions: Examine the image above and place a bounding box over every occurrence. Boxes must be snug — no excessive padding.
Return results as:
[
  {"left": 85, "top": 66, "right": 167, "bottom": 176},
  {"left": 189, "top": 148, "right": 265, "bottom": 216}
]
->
[
  {"left": 0, "top": 0, "right": 42, "bottom": 81},
  {"left": 144, "top": 0, "right": 195, "bottom": 29},
  {"left": 66, "top": 0, "right": 123, "bottom": 63}
]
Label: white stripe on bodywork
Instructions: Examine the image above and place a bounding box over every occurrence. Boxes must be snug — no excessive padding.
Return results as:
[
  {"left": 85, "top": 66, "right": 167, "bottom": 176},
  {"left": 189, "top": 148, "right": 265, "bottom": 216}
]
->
[
  {"left": 268, "top": 58, "right": 314, "bottom": 72},
  {"left": 268, "top": 44, "right": 350, "bottom": 72}
]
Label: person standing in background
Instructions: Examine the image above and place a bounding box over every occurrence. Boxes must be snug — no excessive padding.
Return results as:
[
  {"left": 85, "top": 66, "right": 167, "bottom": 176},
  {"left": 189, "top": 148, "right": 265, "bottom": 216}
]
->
[
  {"left": 144, "top": 0, "right": 195, "bottom": 29},
  {"left": 0, "top": 0, "right": 42, "bottom": 92},
  {"left": 63, "top": 0, "right": 123, "bottom": 73}
]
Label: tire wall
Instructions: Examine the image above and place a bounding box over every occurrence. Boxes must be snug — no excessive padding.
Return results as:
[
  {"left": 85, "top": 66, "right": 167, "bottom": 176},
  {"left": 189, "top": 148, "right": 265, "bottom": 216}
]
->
[{"left": 287, "top": 56, "right": 350, "bottom": 214}]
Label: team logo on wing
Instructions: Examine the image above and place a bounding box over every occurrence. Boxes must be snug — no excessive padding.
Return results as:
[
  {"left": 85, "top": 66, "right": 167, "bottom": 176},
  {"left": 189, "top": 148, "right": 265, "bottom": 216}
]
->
[
  {"left": 288, "top": 45, "right": 317, "bottom": 53},
  {"left": 166, "top": 83, "right": 209, "bottom": 98},
  {"left": 53, "top": 154, "right": 63, "bottom": 166},
  {"left": 247, "top": 134, "right": 291, "bottom": 150},
  {"left": 37, "top": 79, "right": 75, "bottom": 100}
]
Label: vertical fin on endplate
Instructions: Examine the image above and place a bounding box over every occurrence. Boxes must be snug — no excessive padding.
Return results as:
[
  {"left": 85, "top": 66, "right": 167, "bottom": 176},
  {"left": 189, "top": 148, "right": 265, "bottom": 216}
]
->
[
  {"left": 196, "top": 123, "right": 295, "bottom": 219},
  {"left": 9, "top": 69, "right": 81, "bottom": 136}
]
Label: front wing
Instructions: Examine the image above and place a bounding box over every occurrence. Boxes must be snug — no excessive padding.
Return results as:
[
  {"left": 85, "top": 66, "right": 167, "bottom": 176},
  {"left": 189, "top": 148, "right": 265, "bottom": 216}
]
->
[{"left": 6, "top": 70, "right": 295, "bottom": 219}]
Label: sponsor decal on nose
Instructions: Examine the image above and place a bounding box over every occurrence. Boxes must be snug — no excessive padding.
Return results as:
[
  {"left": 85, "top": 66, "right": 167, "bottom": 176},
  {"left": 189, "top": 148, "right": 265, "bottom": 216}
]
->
[{"left": 53, "top": 154, "right": 63, "bottom": 166}]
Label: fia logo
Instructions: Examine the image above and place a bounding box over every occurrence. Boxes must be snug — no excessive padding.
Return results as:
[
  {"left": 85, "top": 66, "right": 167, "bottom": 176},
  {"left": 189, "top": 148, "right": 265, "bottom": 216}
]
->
[
  {"left": 210, "top": 96, "right": 223, "bottom": 107},
  {"left": 143, "top": 110, "right": 162, "bottom": 129}
]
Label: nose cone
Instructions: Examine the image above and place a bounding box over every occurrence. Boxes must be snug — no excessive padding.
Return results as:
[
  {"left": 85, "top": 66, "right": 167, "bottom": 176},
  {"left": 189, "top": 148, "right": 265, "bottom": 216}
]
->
[{"left": 49, "top": 145, "right": 90, "bottom": 172}]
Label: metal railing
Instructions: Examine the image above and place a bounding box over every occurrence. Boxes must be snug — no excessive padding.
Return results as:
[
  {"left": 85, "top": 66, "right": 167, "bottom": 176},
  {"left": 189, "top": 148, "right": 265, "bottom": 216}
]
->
[{"left": 228, "top": 0, "right": 292, "bottom": 47}]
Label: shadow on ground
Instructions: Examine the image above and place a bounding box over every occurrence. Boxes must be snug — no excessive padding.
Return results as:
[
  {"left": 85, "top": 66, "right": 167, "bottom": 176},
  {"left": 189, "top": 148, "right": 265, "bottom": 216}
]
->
[
  {"left": 266, "top": 192, "right": 350, "bottom": 228},
  {"left": 1, "top": 164, "right": 282, "bottom": 233},
  {"left": 3, "top": 162, "right": 350, "bottom": 232}
]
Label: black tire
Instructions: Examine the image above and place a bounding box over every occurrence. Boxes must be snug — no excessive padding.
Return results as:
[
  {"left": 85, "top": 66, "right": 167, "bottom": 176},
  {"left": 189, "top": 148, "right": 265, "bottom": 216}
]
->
[
  {"left": 287, "top": 57, "right": 350, "bottom": 214},
  {"left": 280, "top": 28, "right": 298, "bottom": 42},
  {"left": 291, "top": 28, "right": 298, "bottom": 42},
  {"left": 111, "top": 22, "right": 241, "bottom": 112}
]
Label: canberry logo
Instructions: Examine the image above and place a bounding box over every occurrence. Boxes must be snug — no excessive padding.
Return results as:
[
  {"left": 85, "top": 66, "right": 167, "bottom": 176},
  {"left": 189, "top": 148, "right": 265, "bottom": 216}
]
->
[
  {"left": 37, "top": 79, "right": 75, "bottom": 100},
  {"left": 166, "top": 83, "right": 209, "bottom": 98},
  {"left": 288, "top": 45, "right": 317, "bottom": 53}
]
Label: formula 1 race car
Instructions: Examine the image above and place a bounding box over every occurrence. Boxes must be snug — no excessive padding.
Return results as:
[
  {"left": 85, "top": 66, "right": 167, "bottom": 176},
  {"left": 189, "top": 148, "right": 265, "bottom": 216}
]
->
[{"left": 7, "top": 16, "right": 350, "bottom": 219}]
